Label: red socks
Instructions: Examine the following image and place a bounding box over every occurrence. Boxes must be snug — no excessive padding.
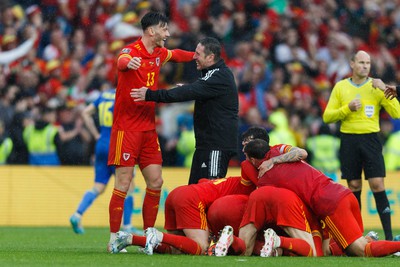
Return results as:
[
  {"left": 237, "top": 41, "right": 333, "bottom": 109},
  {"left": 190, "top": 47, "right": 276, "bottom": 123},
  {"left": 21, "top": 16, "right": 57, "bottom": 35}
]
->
[
  {"left": 131, "top": 235, "right": 146, "bottom": 247},
  {"left": 312, "top": 230, "right": 324, "bottom": 256},
  {"left": 109, "top": 188, "right": 127, "bottom": 233},
  {"left": 131, "top": 235, "right": 172, "bottom": 254},
  {"left": 111, "top": 187, "right": 161, "bottom": 232},
  {"left": 252, "top": 240, "right": 264, "bottom": 255},
  {"left": 365, "top": 241, "right": 400, "bottom": 257},
  {"left": 230, "top": 236, "right": 246, "bottom": 255},
  {"left": 280, "top": 236, "right": 313, "bottom": 256},
  {"left": 142, "top": 188, "right": 161, "bottom": 229}
]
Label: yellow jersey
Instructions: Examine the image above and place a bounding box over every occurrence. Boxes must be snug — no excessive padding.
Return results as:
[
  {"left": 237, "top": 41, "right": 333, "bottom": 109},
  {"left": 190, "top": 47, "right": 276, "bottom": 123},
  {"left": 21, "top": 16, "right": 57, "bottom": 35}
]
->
[{"left": 323, "top": 78, "right": 400, "bottom": 134}]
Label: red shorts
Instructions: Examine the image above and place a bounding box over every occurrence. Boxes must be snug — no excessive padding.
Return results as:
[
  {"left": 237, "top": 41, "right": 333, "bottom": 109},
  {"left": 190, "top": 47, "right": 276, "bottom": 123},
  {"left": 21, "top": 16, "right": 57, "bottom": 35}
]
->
[
  {"left": 164, "top": 185, "right": 208, "bottom": 231},
  {"left": 321, "top": 194, "right": 363, "bottom": 249},
  {"left": 207, "top": 195, "right": 249, "bottom": 236},
  {"left": 108, "top": 129, "right": 162, "bottom": 169},
  {"left": 240, "top": 186, "right": 310, "bottom": 232}
]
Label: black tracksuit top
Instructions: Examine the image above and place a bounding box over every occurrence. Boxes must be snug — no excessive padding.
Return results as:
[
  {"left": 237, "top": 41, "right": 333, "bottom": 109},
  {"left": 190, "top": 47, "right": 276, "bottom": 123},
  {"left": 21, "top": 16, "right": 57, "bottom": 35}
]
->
[{"left": 146, "top": 59, "right": 239, "bottom": 151}]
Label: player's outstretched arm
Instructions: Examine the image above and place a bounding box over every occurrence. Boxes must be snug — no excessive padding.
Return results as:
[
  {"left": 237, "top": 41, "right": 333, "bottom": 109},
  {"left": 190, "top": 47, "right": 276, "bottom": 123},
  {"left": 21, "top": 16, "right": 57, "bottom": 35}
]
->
[
  {"left": 384, "top": 85, "right": 398, "bottom": 100},
  {"left": 117, "top": 56, "right": 141, "bottom": 71},
  {"left": 258, "top": 147, "right": 307, "bottom": 178},
  {"left": 130, "top": 87, "right": 148, "bottom": 101},
  {"left": 372, "top": 78, "right": 398, "bottom": 100},
  {"left": 81, "top": 103, "right": 100, "bottom": 140}
]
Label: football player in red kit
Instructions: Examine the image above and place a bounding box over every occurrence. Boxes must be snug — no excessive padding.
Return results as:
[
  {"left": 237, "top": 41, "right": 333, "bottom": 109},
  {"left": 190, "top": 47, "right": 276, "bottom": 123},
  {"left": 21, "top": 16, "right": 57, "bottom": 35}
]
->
[
  {"left": 244, "top": 139, "right": 400, "bottom": 257},
  {"left": 107, "top": 12, "right": 194, "bottom": 251}
]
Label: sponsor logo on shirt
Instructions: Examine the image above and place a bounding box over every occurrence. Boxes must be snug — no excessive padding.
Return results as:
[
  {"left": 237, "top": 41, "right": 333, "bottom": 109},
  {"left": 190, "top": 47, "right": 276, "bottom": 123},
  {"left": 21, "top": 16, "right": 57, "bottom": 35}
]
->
[
  {"left": 156, "top": 57, "right": 160, "bottom": 66},
  {"left": 121, "top": 48, "right": 131, "bottom": 54},
  {"left": 201, "top": 162, "right": 207, "bottom": 168}
]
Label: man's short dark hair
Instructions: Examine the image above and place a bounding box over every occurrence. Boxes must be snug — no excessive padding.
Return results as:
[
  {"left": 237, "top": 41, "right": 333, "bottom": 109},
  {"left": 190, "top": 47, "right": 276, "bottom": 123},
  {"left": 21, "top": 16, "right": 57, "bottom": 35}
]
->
[
  {"left": 243, "top": 139, "right": 270, "bottom": 159},
  {"left": 199, "top": 37, "right": 221, "bottom": 61},
  {"left": 241, "top": 126, "right": 269, "bottom": 144},
  {"left": 141, "top": 12, "right": 168, "bottom": 31}
]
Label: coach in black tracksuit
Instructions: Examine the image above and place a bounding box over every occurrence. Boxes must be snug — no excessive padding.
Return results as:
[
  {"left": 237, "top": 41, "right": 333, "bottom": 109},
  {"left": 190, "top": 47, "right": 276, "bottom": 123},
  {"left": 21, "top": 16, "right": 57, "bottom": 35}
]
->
[{"left": 131, "top": 37, "right": 238, "bottom": 184}]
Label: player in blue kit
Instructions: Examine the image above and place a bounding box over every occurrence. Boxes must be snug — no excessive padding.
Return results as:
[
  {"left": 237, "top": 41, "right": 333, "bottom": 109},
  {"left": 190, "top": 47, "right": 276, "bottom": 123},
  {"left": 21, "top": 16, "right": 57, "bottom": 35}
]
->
[{"left": 69, "top": 86, "right": 140, "bottom": 236}]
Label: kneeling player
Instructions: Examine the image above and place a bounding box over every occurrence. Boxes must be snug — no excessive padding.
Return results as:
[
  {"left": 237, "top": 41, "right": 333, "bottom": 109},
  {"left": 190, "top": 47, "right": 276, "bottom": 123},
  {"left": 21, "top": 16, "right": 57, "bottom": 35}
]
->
[{"left": 110, "top": 176, "right": 255, "bottom": 254}]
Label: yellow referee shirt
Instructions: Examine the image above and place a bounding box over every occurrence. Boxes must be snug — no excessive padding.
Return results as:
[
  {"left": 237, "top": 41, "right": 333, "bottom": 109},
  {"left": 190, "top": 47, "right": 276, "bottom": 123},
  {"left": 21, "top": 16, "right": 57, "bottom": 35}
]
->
[{"left": 323, "top": 78, "right": 400, "bottom": 134}]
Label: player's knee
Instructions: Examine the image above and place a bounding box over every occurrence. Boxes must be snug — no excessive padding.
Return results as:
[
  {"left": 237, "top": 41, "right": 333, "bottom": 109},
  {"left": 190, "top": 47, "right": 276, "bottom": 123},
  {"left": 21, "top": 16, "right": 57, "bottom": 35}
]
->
[
  {"left": 368, "top": 180, "right": 385, "bottom": 192},
  {"left": 348, "top": 181, "right": 362, "bottom": 192},
  {"left": 93, "top": 187, "right": 105, "bottom": 195},
  {"left": 145, "top": 176, "right": 163, "bottom": 189},
  {"left": 239, "top": 224, "right": 257, "bottom": 238},
  {"left": 115, "top": 170, "right": 132, "bottom": 192},
  {"left": 93, "top": 184, "right": 106, "bottom": 194}
]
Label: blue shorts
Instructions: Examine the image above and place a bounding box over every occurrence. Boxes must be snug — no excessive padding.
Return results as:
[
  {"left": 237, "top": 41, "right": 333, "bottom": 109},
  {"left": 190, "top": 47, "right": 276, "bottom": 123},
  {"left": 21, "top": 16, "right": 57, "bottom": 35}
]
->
[{"left": 94, "top": 140, "right": 115, "bottom": 184}]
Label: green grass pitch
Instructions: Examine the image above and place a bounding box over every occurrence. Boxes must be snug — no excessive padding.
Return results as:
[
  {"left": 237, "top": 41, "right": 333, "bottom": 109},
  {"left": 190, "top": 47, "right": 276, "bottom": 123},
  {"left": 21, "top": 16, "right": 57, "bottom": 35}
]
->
[{"left": 0, "top": 227, "right": 398, "bottom": 267}]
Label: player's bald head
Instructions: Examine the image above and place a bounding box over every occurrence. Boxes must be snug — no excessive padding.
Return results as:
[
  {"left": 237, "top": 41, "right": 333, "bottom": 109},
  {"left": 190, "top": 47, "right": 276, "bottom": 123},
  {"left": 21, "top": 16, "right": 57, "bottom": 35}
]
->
[{"left": 351, "top": 50, "right": 370, "bottom": 62}]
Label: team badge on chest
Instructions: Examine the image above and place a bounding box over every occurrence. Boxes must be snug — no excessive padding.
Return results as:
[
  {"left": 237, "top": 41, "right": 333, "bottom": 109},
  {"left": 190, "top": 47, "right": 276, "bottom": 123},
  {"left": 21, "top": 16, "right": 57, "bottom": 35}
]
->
[{"left": 123, "top": 153, "right": 130, "bottom": 161}]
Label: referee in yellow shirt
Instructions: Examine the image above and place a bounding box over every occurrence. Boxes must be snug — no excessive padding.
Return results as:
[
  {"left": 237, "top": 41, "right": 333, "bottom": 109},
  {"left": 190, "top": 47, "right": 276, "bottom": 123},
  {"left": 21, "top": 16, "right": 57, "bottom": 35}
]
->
[{"left": 323, "top": 50, "right": 400, "bottom": 241}]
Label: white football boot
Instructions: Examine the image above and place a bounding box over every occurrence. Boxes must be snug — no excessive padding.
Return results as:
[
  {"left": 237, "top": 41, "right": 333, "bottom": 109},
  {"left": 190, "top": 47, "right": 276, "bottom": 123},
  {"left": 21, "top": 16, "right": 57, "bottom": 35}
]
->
[
  {"left": 144, "top": 227, "right": 163, "bottom": 255},
  {"left": 260, "top": 228, "right": 281, "bottom": 257},
  {"left": 215, "top": 225, "right": 234, "bottom": 257}
]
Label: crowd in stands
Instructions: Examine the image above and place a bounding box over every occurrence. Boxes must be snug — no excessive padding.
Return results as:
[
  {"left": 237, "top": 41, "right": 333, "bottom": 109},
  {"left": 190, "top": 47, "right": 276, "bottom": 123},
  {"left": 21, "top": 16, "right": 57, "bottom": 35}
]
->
[{"left": 1, "top": 0, "right": 400, "bottom": 169}]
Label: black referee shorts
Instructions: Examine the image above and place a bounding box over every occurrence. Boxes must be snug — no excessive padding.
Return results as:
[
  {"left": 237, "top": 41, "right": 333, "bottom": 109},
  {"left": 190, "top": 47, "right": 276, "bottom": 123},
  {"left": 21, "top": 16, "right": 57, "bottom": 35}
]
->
[
  {"left": 188, "top": 149, "right": 236, "bottom": 184},
  {"left": 339, "top": 132, "right": 385, "bottom": 181}
]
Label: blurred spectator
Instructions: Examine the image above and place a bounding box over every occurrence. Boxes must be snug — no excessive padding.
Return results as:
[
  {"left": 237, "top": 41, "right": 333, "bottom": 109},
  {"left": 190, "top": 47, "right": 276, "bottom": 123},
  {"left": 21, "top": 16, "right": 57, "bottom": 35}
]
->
[
  {"left": 42, "top": 27, "right": 69, "bottom": 61},
  {"left": 169, "top": 0, "right": 208, "bottom": 32},
  {"left": 306, "top": 122, "right": 340, "bottom": 181},
  {"left": 23, "top": 106, "right": 61, "bottom": 165},
  {"left": 56, "top": 102, "right": 91, "bottom": 165},
  {"left": 7, "top": 94, "right": 35, "bottom": 164},
  {"left": 25, "top": 5, "right": 43, "bottom": 29},
  {"left": 177, "top": 16, "right": 204, "bottom": 83},
  {"left": 0, "top": 25, "right": 38, "bottom": 66},
  {"left": 0, "top": 118, "right": 13, "bottom": 164},
  {"left": 237, "top": 106, "right": 266, "bottom": 163},
  {"left": 155, "top": 116, "right": 178, "bottom": 167},
  {"left": 105, "top": 11, "right": 142, "bottom": 41},
  {"left": 238, "top": 54, "right": 273, "bottom": 120},
  {"left": 274, "top": 27, "right": 309, "bottom": 65},
  {"left": 176, "top": 113, "right": 195, "bottom": 167},
  {"left": 384, "top": 129, "right": 400, "bottom": 171},
  {"left": 267, "top": 109, "right": 297, "bottom": 147},
  {"left": 0, "top": 84, "right": 19, "bottom": 130}
]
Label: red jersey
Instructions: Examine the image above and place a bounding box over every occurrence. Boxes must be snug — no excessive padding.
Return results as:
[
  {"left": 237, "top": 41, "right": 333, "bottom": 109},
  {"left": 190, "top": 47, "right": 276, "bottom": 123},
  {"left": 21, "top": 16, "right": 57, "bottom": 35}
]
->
[
  {"left": 240, "top": 160, "right": 259, "bottom": 185},
  {"left": 192, "top": 176, "right": 255, "bottom": 208},
  {"left": 257, "top": 145, "right": 352, "bottom": 217},
  {"left": 113, "top": 38, "right": 194, "bottom": 131}
]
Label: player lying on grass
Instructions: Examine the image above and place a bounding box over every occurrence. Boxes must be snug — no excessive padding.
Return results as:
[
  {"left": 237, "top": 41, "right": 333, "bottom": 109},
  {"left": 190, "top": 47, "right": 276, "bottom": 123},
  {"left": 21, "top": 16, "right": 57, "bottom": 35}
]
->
[{"left": 110, "top": 172, "right": 255, "bottom": 255}]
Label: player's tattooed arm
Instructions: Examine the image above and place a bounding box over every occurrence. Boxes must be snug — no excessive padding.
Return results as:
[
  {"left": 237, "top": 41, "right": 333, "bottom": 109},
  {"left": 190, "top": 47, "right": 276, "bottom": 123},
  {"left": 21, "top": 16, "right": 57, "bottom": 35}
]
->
[
  {"left": 272, "top": 147, "right": 307, "bottom": 164},
  {"left": 258, "top": 147, "right": 307, "bottom": 177}
]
